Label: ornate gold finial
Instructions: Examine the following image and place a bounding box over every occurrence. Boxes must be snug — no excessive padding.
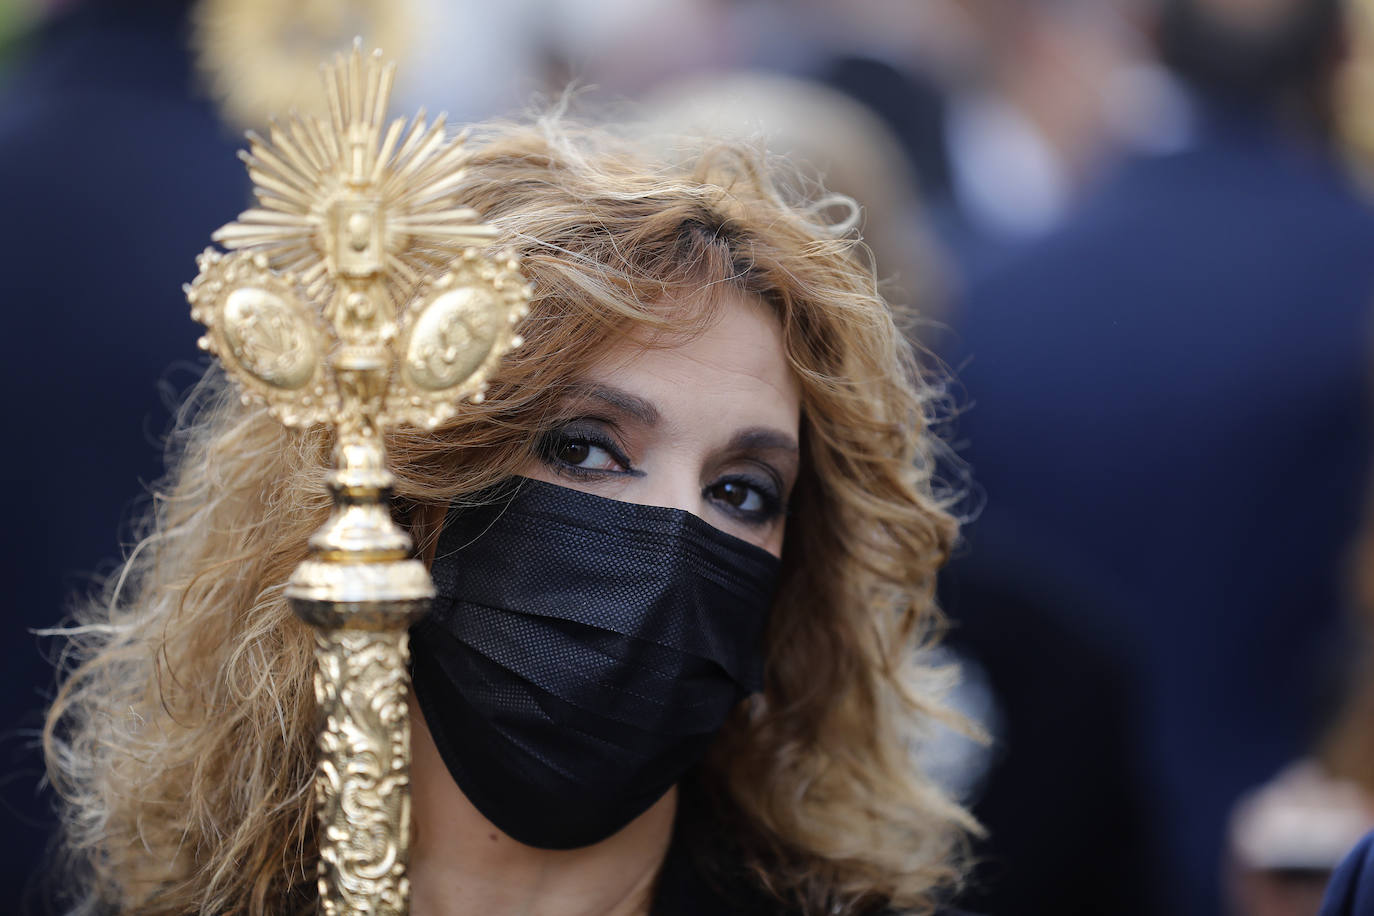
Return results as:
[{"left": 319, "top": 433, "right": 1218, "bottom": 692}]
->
[
  {"left": 186, "top": 41, "right": 530, "bottom": 916},
  {"left": 191, "top": 40, "right": 530, "bottom": 435}
]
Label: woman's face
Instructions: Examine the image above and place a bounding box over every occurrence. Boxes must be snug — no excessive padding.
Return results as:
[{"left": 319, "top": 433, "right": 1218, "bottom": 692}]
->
[{"left": 522, "top": 289, "right": 801, "bottom": 557}]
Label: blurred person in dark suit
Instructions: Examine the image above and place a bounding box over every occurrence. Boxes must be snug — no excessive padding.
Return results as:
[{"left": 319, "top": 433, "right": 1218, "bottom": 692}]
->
[
  {"left": 637, "top": 70, "right": 950, "bottom": 329},
  {"left": 810, "top": 0, "right": 1169, "bottom": 270},
  {"left": 0, "top": 0, "right": 248, "bottom": 908},
  {"left": 944, "top": 0, "right": 1374, "bottom": 913}
]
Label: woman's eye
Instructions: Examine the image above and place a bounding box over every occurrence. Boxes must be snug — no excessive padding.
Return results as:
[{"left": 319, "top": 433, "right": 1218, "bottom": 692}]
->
[
  {"left": 706, "top": 478, "right": 782, "bottom": 522},
  {"left": 556, "top": 439, "right": 592, "bottom": 466},
  {"left": 558, "top": 439, "right": 619, "bottom": 470},
  {"left": 709, "top": 480, "right": 762, "bottom": 511},
  {"left": 542, "top": 431, "right": 629, "bottom": 474}
]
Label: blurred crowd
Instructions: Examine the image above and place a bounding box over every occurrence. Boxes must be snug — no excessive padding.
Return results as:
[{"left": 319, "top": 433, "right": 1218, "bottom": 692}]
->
[{"left": 6, "top": 0, "right": 1374, "bottom": 913}]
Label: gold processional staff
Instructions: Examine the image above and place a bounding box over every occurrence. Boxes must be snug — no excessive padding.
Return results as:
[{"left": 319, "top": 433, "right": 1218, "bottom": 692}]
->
[{"left": 186, "top": 42, "right": 531, "bottom": 915}]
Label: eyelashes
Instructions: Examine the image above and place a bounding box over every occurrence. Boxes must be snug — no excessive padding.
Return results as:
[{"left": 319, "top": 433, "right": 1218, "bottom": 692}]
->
[
  {"left": 704, "top": 474, "right": 784, "bottom": 524},
  {"left": 535, "top": 423, "right": 635, "bottom": 478},
  {"left": 534, "top": 422, "right": 787, "bottom": 526}
]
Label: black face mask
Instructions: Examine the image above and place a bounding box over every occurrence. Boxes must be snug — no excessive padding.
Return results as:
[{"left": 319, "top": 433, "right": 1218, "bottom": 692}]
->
[{"left": 409, "top": 478, "right": 780, "bottom": 850}]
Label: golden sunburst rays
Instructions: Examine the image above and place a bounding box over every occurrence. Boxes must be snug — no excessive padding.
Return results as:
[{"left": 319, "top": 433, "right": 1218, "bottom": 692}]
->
[{"left": 211, "top": 40, "right": 498, "bottom": 316}]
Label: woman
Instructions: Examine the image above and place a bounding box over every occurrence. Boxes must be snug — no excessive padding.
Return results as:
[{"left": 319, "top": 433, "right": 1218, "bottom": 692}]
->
[{"left": 43, "top": 116, "right": 975, "bottom": 916}]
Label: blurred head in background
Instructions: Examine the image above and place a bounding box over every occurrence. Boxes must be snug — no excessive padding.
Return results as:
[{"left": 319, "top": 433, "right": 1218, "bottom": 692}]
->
[
  {"left": 1158, "top": 0, "right": 1347, "bottom": 135},
  {"left": 639, "top": 71, "right": 948, "bottom": 329}
]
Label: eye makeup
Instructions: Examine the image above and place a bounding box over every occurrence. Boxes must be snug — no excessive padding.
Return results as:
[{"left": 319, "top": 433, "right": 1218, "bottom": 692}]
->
[
  {"left": 704, "top": 471, "right": 785, "bottom": 527},
  {"left": 703, "top": 429, "right": 797, "bottom": 529},
  {"left": 530, "top": 386, "right": 798, "bottom": 538},
  {"left": 534, "top": 420, "right": 641, "bottom": 480}
]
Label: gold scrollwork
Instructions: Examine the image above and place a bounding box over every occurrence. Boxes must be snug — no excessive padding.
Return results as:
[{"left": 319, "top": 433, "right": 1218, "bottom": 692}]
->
[{"left": 314, "top": 628, "right": 413, "bottom": 916}]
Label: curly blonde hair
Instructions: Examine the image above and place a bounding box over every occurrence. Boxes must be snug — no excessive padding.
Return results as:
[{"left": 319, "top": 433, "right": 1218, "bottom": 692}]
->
[{"left": 43, "top": 116, "right": 975, "bottom": 916}]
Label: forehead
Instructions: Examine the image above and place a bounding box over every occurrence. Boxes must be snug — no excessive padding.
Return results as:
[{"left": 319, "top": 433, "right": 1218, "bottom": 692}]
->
[{"left": 581, "top": 289, "right": 801, "bottom": 434}]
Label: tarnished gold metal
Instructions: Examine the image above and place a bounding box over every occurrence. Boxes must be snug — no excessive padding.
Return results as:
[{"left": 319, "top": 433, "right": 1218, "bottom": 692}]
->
[{"left": 186, "top": 42, "right": 531, "bottom": 915}]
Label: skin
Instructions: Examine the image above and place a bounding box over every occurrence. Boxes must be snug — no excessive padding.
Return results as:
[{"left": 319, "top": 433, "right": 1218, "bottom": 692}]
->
[{"left": 408, "top": 288, "right": 802, "bottom": 916}]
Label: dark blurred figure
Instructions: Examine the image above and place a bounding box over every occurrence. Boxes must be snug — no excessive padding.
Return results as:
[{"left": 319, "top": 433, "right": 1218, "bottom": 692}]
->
[
  {"left": 1219, "top": 454, "right": 1374, "bottom": 916},
  {"left": 945, "top": 0, "right": 1374, "bottom": 913},
  {"left": 0, "top": 0, "right": 247, "bottom": 908},
  {"left": 939, "top": 509, "right": 1159, "bottom": 915},
  {"left": 813, "top": 0, "right": 1155, "bottom": 269}
]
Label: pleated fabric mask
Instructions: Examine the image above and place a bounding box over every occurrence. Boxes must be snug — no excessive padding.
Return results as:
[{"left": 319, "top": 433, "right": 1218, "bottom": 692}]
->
[{"left": 409, "top": 477, "right": 780, "bottom": 849}]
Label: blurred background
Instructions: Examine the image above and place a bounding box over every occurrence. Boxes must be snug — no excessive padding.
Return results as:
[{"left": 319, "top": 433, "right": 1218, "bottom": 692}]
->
[{"left": 5, "top": 0, "right": 1374, "bottom": 913}]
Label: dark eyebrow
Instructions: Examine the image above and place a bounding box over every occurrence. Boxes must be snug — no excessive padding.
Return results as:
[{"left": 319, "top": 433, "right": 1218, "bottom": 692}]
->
[
  {"left": 565, "top": 383, "right": 662, "bottom": 427},
  {"left": 727, "top": 428, "right": 800, "bottom": 456}
]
